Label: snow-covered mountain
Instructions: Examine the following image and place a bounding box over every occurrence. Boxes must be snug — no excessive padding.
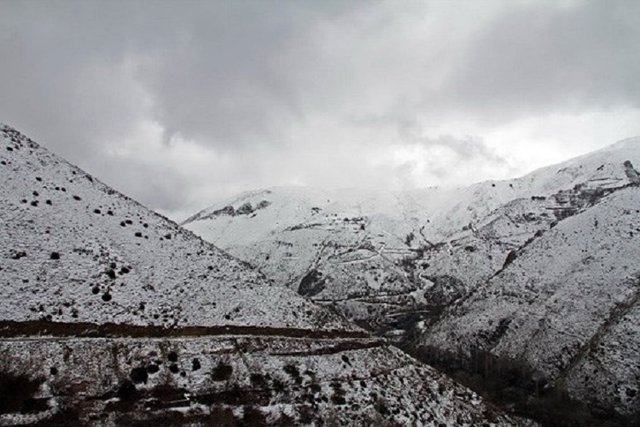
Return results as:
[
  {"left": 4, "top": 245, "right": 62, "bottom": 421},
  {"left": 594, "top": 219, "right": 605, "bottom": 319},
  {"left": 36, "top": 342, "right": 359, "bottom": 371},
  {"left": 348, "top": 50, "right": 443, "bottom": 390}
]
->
[
  {"left": 0, "top": 124, "right": 523, "bottom": 425},
  {"left": 184, "top": 137, "right": 640, "bottom": 423},
  {"left": 420, "top": 185, "right": 640, "bottom": 423},
  {"left": 184, "top": 138, "right": 640, "bottom": 332}
]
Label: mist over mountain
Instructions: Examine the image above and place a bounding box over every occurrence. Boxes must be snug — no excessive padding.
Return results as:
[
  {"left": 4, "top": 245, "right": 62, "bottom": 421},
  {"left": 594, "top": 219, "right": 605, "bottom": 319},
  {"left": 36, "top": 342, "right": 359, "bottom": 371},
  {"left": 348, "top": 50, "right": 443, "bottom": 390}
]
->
[
  {"left": 184, "top": 136, "right": 640, "bottom": 424},
  {"left": 2, "top": 1, "right": 640, "bottom": 425},
  {"left": 2, "top": 1, "right": 640, "bottom": 219}
]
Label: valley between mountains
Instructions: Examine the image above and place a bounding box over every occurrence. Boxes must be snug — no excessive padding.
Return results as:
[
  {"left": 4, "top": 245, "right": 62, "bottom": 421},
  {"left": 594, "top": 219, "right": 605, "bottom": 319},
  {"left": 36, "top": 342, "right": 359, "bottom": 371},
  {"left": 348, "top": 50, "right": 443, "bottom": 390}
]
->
[
  {"left": 2, "top": 122, "right": 639, "bottom": 426},
  {"left": 184, "top": 137, "right": 640, "bottom": 425},
  {"left": 0, "top": 124, "right": 526, "bottom": 426}
]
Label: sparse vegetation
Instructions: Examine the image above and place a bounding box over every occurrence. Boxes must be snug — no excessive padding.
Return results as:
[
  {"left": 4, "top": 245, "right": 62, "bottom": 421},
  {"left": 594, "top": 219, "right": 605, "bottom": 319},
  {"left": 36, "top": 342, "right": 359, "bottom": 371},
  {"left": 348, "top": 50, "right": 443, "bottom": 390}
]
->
[{"left": 211, "top": 362, "right": 233, "bottom": 381}]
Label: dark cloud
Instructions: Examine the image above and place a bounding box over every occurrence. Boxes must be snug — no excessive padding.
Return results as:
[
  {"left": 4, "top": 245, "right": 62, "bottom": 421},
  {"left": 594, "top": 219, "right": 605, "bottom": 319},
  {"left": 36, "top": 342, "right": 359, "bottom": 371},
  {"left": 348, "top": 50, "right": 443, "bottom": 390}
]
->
[
  {"left": 443, "top": 0, "right": 640, "bottom": 119},
  {"left": 0, "top": 1, "right": 639, "bottom": 218}
]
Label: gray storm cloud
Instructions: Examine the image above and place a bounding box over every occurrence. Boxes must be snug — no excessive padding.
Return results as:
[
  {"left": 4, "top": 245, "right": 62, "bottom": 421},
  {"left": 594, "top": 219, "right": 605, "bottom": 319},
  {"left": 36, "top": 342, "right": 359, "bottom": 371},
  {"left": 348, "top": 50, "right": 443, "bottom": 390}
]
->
[
  {"left": 1, "top": 0, "right": 639, "bottom": 219},
  {"left": 445, "top": 0, "right": 640, "bottom": 117}
]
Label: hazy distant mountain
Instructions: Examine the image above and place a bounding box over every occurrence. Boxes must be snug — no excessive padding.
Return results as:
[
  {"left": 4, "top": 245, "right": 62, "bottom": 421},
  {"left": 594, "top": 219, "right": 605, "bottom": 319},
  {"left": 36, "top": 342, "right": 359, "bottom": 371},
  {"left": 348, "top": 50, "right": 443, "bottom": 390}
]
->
[
  {"left": 184, "top": 137, "right": 640, "bottom": 423},
  {"left": 0, "top": 124, "right": 522, "bottom": 425},
  {"left": 183, "top": 138, "right": 640, "bottom": 334}
]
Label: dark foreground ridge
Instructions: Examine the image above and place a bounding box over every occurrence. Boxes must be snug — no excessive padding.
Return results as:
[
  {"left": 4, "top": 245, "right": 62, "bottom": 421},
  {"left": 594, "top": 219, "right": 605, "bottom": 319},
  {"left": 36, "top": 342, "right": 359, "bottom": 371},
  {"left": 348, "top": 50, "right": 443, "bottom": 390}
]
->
[
  {"left": 0, "top": 330, "right": 518, "bottom": 426},
  {"left": 0, "top": 320, "right": 370, "bottom": 340}
]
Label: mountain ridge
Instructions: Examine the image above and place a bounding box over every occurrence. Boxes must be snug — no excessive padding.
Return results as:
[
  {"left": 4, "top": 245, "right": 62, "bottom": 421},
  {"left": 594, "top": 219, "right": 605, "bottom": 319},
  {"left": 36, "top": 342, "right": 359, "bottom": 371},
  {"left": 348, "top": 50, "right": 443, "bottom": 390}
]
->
[
  {"left": 183, "top": 136, "right": 640, "bottom": 424},
  {"left": 182, "top": 135, "right": 640, "bottom": 226},
  {"left": 183, "top": 136, "right": 640, "bottom": 335}
]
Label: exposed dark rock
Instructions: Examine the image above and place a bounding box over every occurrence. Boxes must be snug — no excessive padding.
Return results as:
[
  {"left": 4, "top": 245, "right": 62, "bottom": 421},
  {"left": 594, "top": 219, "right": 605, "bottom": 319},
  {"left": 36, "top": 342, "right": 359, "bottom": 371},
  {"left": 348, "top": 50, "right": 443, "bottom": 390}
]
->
[
  {"left": 0, "top": 372, "right": 43, "bottom": 414},
  {"left": 623, "top": 160, "right": 640, "bottom": 185},
  {"left": 129, "top": 367, "right": 148, "bottom": 384},
  {"left": 236, "top": 202, "right": 253, "bottom": 215},
  {"left": 298, "top": 269, "right": 326, "bottom": 297},
  {"left": 424, "top": 275, "right": 466, "bottom": 307},
  {"left": 502, "top": 251, "right": 517, "bottom": 269},
  {"left": 10, "top": 251, "right": 27, "bottom": 260},
  {"left": 116, "top": 379, "right": 137, "bottom": 401},
  {"left": 211, "top": 362, "right": 233, "bottom": 381}
]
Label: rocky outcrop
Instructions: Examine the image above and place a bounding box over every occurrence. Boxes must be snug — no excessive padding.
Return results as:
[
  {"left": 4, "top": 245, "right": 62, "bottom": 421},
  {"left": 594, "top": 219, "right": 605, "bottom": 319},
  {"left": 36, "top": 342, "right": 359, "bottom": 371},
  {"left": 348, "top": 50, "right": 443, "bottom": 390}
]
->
[
  {"left": 298, "top": 269, "right": 327, "bottom": 297},
  {"left": 623, "top": 160, "right": 640, "bottom": 185},
  {"left": 182, "top": 199, "right": 272, "bottom": 222}
]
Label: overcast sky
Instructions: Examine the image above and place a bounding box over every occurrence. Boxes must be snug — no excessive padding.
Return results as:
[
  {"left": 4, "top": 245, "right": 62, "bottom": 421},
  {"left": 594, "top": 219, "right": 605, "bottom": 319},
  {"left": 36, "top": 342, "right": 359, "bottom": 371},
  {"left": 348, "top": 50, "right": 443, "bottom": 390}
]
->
[{"left": 1, "top": 0, "right": 639, "bottom": 220}]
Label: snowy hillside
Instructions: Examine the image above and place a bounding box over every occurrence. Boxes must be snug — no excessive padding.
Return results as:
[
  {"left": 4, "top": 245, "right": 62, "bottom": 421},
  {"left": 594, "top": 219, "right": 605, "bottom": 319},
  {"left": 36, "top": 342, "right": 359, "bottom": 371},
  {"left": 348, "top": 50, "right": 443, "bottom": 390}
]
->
[
  {"left": 0, "top": 125, "right": 351, "bottom": 332},
  {"left": 184, "top": 136, "right": 640, "bottom": 424},
  {"left": 421, "top": 186, "right": 640, "bottom": 422},
  {"left": 183, "top": 137, "right": 640, "bottom": 341},
  {"left": 0, "top": 124, "right": 523, "bottom": 425}
]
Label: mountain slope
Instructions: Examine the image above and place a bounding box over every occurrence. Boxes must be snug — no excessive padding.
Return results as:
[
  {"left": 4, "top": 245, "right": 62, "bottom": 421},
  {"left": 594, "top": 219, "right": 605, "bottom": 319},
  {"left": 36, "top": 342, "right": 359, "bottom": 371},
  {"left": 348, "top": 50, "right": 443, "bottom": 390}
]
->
[
  {"left": 0, "top": 124, "right": 522, "bottom": 425},
  {"left": 420, "top": 186, "right": 640, "bottom": 422},
  {"left": 0, "top": 126, "right": 351, "bottom": 332},
  {"left": 183, "top": 138, "right": 640, "bottom": 341},
  {"left": 183, "top": 137, "right": 640, "bottom": 424}
]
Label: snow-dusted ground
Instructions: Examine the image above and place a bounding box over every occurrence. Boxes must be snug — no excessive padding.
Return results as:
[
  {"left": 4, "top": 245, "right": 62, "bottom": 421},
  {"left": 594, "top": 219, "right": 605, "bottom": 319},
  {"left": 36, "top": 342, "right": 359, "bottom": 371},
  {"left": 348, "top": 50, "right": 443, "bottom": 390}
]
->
[
  {"left": 184, "top": 136, "right": 640, "bottom": 422},
  {"left": 0, "top": 124, "right": 525, "bottom": 425},
  {"left": 0, "top": 125, "right": 353, "bottom": 331},
  {"left": 421, "top": 186, "right": 640, "bottom": 419},
  {"left": 0, "top": 335, "right": 528, "bottom": 426},
  {"left": 183, "top": 138, "right": 640, "bottom": 336}
]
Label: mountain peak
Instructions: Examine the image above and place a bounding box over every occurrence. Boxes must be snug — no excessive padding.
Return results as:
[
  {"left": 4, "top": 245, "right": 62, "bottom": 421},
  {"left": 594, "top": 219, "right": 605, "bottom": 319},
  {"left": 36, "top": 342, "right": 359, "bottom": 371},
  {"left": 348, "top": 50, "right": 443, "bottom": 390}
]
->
[
  {"left": 182, "top": 136, "right": 640, "bottom": 423},
  {"left": 0, "top": 124, "right": 354, "bottom": 332}
]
